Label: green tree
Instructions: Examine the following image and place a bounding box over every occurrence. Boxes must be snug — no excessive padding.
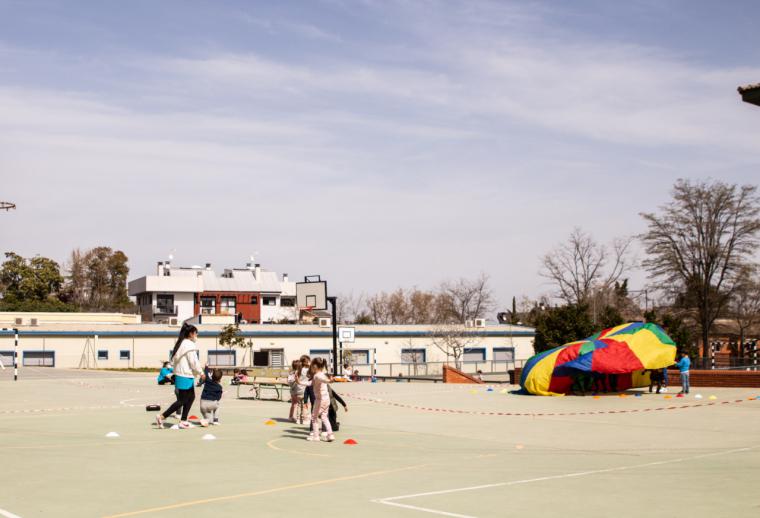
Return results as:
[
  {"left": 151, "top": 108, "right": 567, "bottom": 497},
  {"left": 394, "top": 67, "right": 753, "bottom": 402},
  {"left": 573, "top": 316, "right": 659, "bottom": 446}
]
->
[
  {"left": 63, "top": 246, "right": 135, "bottom": 312},
  {"left": 532, "top": 304, "right": 595, "bottom": 354},
  {"left": 598, "top": 305, "right": 624, "bottom": 329},
  {"left": 218, "top": 324, "right": 246, "bottom": 353},
  {"left": 0, "top": 252, "right": 76, "bottom": 311}
]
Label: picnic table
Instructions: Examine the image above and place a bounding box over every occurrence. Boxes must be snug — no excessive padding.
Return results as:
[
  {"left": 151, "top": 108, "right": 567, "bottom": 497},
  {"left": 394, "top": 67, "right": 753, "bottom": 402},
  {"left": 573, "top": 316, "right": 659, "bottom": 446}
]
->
[{"left": 235, "top": 377, "right": 290, "bottom": 401}]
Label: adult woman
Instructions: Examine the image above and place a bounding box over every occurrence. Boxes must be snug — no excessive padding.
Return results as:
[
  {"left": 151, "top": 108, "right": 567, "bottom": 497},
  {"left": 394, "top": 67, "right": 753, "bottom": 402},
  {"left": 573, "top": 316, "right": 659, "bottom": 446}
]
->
[{"left": 156, "top": 323, "right": 204, "bottom": 429}]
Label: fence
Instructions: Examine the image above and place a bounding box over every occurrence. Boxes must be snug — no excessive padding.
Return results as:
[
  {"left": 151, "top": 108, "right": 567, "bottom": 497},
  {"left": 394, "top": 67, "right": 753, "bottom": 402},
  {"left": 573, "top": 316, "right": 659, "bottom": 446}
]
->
[{"left": 348, "top": 360, "right": 525, "bottom": 379}]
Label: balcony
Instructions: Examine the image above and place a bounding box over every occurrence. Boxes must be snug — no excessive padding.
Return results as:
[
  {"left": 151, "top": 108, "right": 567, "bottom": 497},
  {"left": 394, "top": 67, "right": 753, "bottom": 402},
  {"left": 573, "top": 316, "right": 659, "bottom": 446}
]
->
[{"left": 154, "top": 305, "right": 178, "bottom": 316}]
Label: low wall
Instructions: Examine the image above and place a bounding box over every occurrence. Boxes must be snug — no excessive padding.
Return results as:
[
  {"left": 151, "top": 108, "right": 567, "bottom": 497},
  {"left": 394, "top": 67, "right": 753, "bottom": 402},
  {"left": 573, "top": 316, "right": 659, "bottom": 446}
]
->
[
  {"left": 513, "top": 368, "right": 760, "bottom": 389},
  {"left": 443, "top": 365, "right": 483, "bottom": 384}
]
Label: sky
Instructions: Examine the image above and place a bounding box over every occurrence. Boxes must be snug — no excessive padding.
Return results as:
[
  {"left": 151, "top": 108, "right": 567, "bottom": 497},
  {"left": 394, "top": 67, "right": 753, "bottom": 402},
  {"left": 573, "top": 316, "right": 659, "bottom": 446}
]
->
[{"left": 1, "top": 0, "right": 759, "bottom": 312}]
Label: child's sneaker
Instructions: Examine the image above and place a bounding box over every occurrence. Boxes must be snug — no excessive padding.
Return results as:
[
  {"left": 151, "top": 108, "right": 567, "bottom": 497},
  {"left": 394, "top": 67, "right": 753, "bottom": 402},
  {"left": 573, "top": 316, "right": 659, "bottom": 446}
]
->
[
  {"left": 289, "top": 417, "right": 297, "bottom": 423},
  {"left": 178, "top": 421, "right": 194, "bottom": 429},
  {"left": 155, "top": 415, "right": 164, "bottom": 428},
  {"left": 325, "top": 434, "right": 335, "bottom": 442},
  {"left": 306, "top": 434, "right": 320, "bottom": 441},
  {"left": 213, "top": 419, "right": 220, "bottom": 426}
]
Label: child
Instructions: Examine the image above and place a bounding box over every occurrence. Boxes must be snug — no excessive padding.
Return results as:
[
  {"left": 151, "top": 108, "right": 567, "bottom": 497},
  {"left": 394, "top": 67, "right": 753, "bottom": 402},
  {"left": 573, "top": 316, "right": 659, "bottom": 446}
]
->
[
  {"left": 231, "top": 368, "right": 241, "bottom": 385},
  {"left": 298, "top": 355, "right": 312, "bottom": 421},
  {"left": 157, "top": 362, "right": 174, "bottom": 385},
  {"left": 327, "top": 385, "right": 348, "bottom": 432},
  {"left": 200, "top": 368, "right": 224, "bottom": 425},
  {"left": 288, "top": 360, "right": 306, "bottom": 423},
  {"left": 307, "top": 357, "right": 334, "bottom": 442}
]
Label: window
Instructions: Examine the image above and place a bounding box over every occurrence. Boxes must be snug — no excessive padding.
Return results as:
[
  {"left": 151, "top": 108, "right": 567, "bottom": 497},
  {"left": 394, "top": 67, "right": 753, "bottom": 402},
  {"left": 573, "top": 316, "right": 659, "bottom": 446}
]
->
[
  {"left": 345, "top": 349, "right": 369, "bottom": 365},
  {"left": 493, "top": 347, "right": 515, "bottom": 362},
  {"left": 463, "top": 348, "right": 486, "bottom": 362},
  {"left": 120, "top": 350, "right": 131, "bottom": 360},
  {"left": 156, "top": 294, "right": 175, "bottom": 314},
  {"left": 0, "top": 351, "right": 15, "bottom": 366},
  {"left": 262, "top": 296, "right": 277, "bottom": 306},
  {"left": 220, "top": 296, "right": 236, "bottom": 316},
  {"left": 253, "top": 351, "right": 269, "bottom": 367},
  {"left": 250, "top": 295, "right": 258, "bottom": 304},
  {"left": 310, "top": 349, "right": 332, "bottom": 362},
  {"left": 97, "top": 350, "right": 109, "bottom": 360},
  {"left": 208, "top": 350, "right": 236, "bottom": 366},
  {"left": 280, "top": 297, "right": 295, "bottom": 307},
  {"left": 268, "top": 349, "right": 284, "bottom": 367},
  {"left": 200, "top": 296, "right": 216, "bottom": 315},
  {"left": 401, "top": 349, "right": 425, "bottom": 363},
  {"left": 23, "top": 351, "right": 54, "bottom": 367}
]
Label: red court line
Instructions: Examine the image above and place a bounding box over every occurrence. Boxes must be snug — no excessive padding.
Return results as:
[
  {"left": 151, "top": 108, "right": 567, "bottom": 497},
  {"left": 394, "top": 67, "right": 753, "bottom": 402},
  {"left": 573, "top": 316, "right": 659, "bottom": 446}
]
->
[{"left": 344, "top": 393, "right": 755, "bottom": 417}]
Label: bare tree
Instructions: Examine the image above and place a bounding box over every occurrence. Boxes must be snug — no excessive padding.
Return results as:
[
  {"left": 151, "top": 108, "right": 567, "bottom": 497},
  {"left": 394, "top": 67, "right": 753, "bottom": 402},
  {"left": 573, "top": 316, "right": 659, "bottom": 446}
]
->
[
  {"left": 439, "top": 274, "right": 494, "bottom": 323},
  {"left": 640, "top": 179, "right": 760, "bottom": 358},
  {"left": 430, "top": 324, "right": 480, "bottom": 369},
  {"left": 336, "top": 292, "right": 367, "bottom": 324},
  {"left": 730, "top": 266, "right": 760, "bottom": 357},
  {"left": 541, "top": 228, "right": 632, "bottom": 305}
]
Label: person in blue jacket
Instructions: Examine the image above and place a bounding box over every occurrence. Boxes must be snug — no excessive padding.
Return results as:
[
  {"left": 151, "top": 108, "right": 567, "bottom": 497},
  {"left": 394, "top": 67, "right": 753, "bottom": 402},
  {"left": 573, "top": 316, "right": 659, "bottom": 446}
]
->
[
  {"left": 157, "top": 361, "right": 174, "bottom": 385},
  {"left": 675, "top": 352, "right": 691, "bottom": 394}
]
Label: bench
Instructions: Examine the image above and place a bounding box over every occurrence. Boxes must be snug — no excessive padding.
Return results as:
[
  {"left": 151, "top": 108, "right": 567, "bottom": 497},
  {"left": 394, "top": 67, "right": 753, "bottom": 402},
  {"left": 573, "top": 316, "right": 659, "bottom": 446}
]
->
[{"left": 236, "top": 377, "right": 290, "bottom": 401}]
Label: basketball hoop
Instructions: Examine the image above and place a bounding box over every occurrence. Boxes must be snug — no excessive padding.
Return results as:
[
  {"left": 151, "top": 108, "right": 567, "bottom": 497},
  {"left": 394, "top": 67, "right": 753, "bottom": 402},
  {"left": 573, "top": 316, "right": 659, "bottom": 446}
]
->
[{"left": 0, "top": 202, "right": 16, "bottom": 212}]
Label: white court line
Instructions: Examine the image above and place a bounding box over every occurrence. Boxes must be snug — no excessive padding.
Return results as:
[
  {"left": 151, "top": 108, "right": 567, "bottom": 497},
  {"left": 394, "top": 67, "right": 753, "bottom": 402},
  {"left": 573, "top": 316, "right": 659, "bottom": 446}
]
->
[
  {"left": 372, "top": 446, "right": 757, "bottom": 517},
  {"left": 0, "top": 507, "right": 23, "bottom": 518}
]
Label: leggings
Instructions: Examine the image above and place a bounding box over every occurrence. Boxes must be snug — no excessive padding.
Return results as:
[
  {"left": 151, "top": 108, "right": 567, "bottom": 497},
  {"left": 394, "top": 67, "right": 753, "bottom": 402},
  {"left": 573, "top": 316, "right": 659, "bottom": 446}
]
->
[
  {"left": 162, "top": 387, "right": 195, "bottom": 421},
  {"left": 304, "top": 385, "right": 315, "bottom": 406},
  {"left": 311, "top": 398, "right": 332, "bottom": 436}
]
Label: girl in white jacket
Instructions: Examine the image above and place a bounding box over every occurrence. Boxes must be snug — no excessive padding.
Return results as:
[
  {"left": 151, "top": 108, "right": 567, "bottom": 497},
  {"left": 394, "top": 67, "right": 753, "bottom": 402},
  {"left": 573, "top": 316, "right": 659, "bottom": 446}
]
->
[{"left": 156, "top": 323, "right": 204, "bottom": 429}]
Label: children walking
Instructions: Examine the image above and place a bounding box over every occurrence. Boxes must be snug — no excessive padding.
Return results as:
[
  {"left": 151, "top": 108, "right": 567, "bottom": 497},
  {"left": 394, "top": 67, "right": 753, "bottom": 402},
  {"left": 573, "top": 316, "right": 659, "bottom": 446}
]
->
[
  {"left": 307, "top": 357, "right": 334, "bottom": 442},
  {"left": 288, "top": 360, "right": 307, "bottom": 424},
  {"left": 200, "top": 368, "right": 224, "bottom": 425},
  {"left": 156, "top": 323, "right": 204, "bottom": 429}
]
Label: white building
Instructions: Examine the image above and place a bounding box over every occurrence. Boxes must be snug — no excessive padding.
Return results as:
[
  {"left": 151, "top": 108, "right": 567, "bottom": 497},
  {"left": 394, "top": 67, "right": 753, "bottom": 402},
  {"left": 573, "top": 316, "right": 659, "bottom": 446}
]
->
[
  {"left": 0, "top": 321, "right": 536, "bottom": 377},
  {"left": 128, "top": 261, "right": 297, "bottom": 325}
]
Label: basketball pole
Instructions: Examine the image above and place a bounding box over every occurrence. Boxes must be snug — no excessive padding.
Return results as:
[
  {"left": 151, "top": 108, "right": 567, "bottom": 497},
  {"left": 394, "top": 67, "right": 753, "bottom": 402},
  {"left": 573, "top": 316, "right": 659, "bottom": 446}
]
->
[{"left": 327, "top": 296, "right": 338, "bottom": 376}]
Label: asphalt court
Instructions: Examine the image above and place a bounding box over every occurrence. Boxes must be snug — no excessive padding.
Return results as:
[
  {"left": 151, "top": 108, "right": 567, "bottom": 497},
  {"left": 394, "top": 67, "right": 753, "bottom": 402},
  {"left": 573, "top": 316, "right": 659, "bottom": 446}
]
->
[{"left": 1, "top": 370, "right": 758, "bottom": 517}]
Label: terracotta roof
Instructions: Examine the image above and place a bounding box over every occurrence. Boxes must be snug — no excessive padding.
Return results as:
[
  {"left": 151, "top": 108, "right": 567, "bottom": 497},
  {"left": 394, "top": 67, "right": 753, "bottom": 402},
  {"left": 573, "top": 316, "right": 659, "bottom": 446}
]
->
[{"left": 738, "top": 83, "right": 760, "bottom": 93}]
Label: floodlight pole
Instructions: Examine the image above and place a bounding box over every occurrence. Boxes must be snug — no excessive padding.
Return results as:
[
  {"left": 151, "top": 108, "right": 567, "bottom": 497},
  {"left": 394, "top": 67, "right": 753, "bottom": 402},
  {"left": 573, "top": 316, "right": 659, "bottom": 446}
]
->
[{"left": 327, "top": 296, "right": 338, "bottom": 376}]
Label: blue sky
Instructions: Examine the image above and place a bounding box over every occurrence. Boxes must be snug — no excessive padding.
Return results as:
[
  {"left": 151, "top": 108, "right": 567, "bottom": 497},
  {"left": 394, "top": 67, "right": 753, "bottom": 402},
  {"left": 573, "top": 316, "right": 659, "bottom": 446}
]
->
[{"left": 1, "top": 0, "right": 759, "bottom": 310}]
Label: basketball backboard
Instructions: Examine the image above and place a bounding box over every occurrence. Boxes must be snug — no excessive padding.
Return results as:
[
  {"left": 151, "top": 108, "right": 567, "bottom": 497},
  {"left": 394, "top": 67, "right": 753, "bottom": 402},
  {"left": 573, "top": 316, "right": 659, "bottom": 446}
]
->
[
  {"left": 296, "top": 278, "right": 327, "bottom": 311},
  {"left": 338, "top": 326, "right": 355, "bottom": 343}
]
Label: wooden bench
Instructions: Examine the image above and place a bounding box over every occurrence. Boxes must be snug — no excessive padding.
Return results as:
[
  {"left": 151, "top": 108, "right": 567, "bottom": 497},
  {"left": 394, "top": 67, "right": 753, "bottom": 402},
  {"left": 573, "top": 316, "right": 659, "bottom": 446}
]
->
[{"left": 236, "top": 377, "right": 290, "bottom": 401}]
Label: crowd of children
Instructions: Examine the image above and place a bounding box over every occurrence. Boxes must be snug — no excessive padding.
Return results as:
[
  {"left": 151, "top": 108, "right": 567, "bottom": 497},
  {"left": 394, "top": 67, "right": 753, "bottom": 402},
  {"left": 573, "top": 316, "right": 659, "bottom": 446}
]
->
[
  {"left": 286, "top": 355, "right": 349, "bottom": 442},
  {"left": 155, "top": 325, "right": 348, "bottom": 441}
]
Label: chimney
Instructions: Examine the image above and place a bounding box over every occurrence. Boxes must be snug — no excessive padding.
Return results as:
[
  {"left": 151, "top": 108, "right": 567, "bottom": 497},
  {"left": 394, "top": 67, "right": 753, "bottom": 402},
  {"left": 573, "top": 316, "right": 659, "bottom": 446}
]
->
[
  {"left": 205, "top": 263, "right": 212, "bottom": 271},
  {"left": 254, "top": 263, "right": 261, "bottom": 280},
  {"left": 283, "top": 273, "right": 289, "bottom": 282},
  {"left": 246, "top": 262, "right": 253, "bottom": 270},
  {"left": 157, "top": 261, "right": 163, "bottom": 275}
]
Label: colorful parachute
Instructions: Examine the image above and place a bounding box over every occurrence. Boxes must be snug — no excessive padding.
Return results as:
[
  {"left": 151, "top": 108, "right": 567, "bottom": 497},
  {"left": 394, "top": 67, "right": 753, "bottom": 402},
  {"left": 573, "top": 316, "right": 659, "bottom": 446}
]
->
[{"left": 520, "top": 322, "right": 677, "bottom": 396}]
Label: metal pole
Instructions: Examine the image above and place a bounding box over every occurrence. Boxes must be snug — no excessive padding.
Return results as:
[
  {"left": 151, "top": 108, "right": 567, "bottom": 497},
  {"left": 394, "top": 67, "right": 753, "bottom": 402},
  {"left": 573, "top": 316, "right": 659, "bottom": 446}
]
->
[
  {"left": 12, "top": 328, "right": 19, "bottom": 381},
  {"left": 328, "top": 296, "right": 338, "bottom": 376}
]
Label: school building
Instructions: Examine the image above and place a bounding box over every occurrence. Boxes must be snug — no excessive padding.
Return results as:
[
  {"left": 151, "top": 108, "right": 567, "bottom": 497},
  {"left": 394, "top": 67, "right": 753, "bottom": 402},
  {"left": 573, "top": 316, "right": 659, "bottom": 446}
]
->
[{"left": 0, "top": 314, "right": 535, "bottom": 377}]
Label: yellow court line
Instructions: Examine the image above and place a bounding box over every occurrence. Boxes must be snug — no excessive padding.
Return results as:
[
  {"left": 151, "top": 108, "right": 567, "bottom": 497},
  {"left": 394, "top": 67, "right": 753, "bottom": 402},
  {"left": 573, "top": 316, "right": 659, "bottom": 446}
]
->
[
  {"left": 265, "top": 437, "right": 330, "bottom": 457},
  {"left": 103, "top": 464, "right": 427, "bottom": 518}
]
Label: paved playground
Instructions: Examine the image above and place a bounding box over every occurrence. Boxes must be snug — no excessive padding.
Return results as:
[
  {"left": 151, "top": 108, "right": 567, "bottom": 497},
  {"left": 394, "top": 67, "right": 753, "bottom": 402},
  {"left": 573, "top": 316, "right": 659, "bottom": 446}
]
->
[{"left": 1, "top": 369, "right": 759, "bottom": 518}]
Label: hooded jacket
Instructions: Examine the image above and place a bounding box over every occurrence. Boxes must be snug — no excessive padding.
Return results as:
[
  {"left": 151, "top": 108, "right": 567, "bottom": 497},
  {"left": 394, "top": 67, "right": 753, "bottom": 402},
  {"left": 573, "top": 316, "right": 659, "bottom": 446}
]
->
[{"left": 172, "top": 339, "right": 203, "bottom": 378}]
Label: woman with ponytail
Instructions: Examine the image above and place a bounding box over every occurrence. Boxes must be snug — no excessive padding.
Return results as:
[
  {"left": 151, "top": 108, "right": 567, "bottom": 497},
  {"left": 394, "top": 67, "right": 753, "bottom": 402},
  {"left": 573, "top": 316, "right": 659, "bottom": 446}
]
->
[{"left": 156, "top": 323, "right": 204, "bottom": 429}]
